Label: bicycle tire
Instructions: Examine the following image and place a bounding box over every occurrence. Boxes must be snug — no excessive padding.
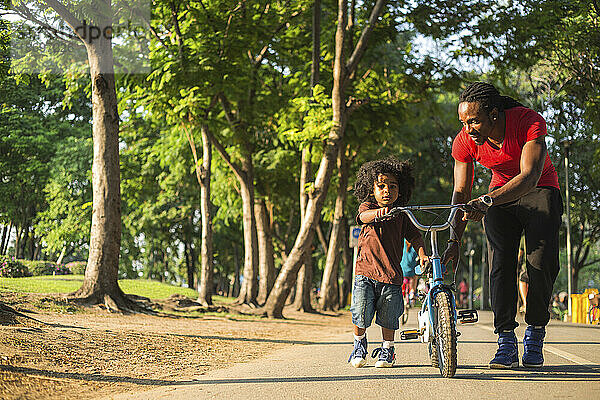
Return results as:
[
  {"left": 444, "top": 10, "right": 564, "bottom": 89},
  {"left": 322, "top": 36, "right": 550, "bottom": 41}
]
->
[
  {"left": 428, "top": 341, "right": 439, "bottom": 368},
  {"left": 589, "top": 306, "right": 600, "bottom": 324},
  {"left": 432, "top": 290, "right": 457, "bottom": 378}
]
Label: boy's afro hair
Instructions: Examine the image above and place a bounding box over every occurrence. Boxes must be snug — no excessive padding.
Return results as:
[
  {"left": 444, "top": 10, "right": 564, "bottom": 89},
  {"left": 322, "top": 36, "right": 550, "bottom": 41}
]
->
[{"left": 354, "top": 157, "right": 415, "bottom": 206}]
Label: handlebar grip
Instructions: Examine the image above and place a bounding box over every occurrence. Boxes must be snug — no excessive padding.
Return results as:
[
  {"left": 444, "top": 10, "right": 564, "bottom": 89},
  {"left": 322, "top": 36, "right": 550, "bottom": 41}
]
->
[
  {"left": 373, "top": 208, "right": 402, "bottom": 223},
  {"left": 459, "top": 204, "right": 476, "bottom": 213}
]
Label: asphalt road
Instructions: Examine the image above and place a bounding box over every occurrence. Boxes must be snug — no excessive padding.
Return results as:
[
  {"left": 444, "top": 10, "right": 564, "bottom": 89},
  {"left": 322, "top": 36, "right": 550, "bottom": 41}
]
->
[{"left": 108, "top": 311, "right": 600, "bottom": 400}]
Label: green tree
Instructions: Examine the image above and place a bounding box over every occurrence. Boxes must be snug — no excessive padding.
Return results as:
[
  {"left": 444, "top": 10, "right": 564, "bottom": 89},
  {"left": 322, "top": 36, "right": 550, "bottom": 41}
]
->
[{"left": 7, "top": 0, "right": 137, "bottom": 311}]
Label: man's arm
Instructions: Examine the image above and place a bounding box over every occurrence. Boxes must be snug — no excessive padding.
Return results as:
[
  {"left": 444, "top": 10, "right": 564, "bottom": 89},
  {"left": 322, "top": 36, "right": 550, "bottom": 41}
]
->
[
  {"left": 441, "top": 159, "right": 473, "bottom": 268},
  {"left": 449, "top": 159, "right": 473, "bottom": 240},
  {"left": 466, "top": 136, "right": 547, "bottom": 217},
  {"left": 488, "top": 136, "right": 547, "bottom": 204}
]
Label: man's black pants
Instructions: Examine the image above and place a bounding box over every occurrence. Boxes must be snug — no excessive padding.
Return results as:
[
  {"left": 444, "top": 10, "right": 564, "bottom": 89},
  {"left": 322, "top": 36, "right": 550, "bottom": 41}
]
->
[{"left": 484, "top": 187, "right": 563, "bottom": 333}]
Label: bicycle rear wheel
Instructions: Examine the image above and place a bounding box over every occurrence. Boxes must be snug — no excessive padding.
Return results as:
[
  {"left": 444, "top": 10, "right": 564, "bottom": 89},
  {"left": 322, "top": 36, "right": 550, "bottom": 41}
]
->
[{"left": 432, "top": 290, "right": 457, "bottom": 377}]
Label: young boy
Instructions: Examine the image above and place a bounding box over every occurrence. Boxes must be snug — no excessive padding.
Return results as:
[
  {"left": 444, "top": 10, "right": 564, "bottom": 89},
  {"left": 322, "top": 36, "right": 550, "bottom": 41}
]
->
[{"left": 349, "top": 157, "right": 427, "bottom": 368}]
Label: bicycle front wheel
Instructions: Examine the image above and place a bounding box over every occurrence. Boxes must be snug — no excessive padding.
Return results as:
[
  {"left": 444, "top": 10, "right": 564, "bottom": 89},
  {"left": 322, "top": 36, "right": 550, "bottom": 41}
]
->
[{"left": 432, "top": 290, "right": 457, "bottom": 378}]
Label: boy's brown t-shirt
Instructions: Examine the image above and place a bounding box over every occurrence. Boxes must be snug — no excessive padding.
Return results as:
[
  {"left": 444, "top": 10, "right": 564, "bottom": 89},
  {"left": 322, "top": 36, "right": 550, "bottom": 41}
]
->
[{"left": 355, "top": 201, "right": 424, "bottom": 285}]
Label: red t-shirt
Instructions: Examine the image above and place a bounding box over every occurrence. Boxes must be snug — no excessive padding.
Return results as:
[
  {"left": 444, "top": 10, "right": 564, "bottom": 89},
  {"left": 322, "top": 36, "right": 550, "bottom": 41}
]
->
[{"left": 452, "top": 107, "right": 559, "bottom": 190}]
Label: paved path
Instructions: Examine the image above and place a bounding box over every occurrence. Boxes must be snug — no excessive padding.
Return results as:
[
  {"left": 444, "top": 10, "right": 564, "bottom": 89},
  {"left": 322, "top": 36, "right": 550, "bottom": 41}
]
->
[{"left": 108, "top": 311, "right": 600, "bottom": 400}]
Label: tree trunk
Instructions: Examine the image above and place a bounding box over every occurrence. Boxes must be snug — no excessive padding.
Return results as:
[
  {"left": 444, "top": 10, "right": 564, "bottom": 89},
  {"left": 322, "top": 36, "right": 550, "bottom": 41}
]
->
[
  {"left": 255, "top": 199, "right": 276, "bottom": 305},
  {"left": 33, "top": 238, "right": 41, "bottom": 260},
  {"left": 293, "top": 144, "right": 317, "bottom": 312},
  {"left": 185, "top": 241, "right": 195, "bottom": 290},
  {"left": 232, "top": 243, "right": 241, "bottom": 297},
  {"left": 573, "top": 261, "right": 580, "bottom": 294},
  {"left": 66, "top": 4, "right": 138, "bottom": 312},
  {"left": 294, "top": 253, "right": 316, "bottom": 312},
  {"left": 28, "top": 229, "right": 36, "bottom": 260},
  {"left": 235, "top": 159, "right": 259, "bottom": 306},
  {"left": 0, "top": 225, "right": 8, "bottom": 255},
  {"left": 339, "top": 218, "right": 353, "bottom": 308},
  {"left": 320, "top": 145, "right": 349, "bottom": 310},
  {"left": 15, "top": 223, "right": 24, "bottom": 259},
  {"left": 263, "top": 0, "right": 386, "bottom": 318},
  {"left": 203, "top": 125, "right": 259, "bottom": 306},
  {"left": 197, "top": 125, "right": 214, "bottom": 306},
  {"left": 1, "top": 223, "right": 11, "bottom": 255}
]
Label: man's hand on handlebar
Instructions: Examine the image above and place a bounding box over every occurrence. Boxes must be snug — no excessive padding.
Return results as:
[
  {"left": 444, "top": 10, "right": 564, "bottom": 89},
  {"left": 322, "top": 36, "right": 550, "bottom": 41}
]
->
[{"left": 462, "top": 199, "right": 488, "bottom": 222}]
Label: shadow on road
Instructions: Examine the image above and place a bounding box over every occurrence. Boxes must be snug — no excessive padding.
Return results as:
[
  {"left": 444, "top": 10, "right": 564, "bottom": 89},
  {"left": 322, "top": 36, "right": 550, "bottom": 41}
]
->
[
  {"left": 4, "top": 362, "right": 599, "bottom": 386},
  {"left": 455, "top": 363, "right": 600, "bottom": 381}
]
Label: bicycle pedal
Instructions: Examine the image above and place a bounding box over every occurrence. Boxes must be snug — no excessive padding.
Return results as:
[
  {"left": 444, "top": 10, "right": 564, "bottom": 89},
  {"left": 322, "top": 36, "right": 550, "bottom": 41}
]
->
[
  {"left": 457, "top": 309, "right": 478, "bottom": 324},
  {"left": 400, "top": 329, "right": 420, "bottom": 340}
]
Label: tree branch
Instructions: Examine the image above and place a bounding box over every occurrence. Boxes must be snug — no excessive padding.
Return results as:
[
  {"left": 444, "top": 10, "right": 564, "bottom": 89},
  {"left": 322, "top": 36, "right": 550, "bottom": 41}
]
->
[
  {"left": 200, "top": 118, "right": 245, "bottom": 180},
  {"left": 583, "top": 258, "right": 600, "bottom": 268},
  {"left": 11, "top": 4, "right": 76, "bottom": 44},
  {"left": 217, "top": 92, "right": 239, "bottom": 127},
  {"left": 345, "top": 0, "right": 387, "bottom": 78},
  {"left": 121, "top": 0, "right": 171, "bottom": 53},
  {"left": 316, "top": 223, "right": 328, "bottom": 252},
  {"left": 43, "top": 0, "right": 83, "bottom": 39},
  {"left": 250, "top": 9, "right": 303, "bottom": 66}
]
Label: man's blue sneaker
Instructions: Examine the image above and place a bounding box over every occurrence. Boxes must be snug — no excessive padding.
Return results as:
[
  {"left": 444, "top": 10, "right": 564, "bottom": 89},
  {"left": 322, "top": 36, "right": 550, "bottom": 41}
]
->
[
  {"left": 489, "top": 331, "right": 519, "bottom": 369},
  {"left": 522, "top": 326, "right": 545, "bottom": 367},
  {"left": 348, "top": 337, "right": 368, "bottom": 368},
  {"left": 372, "top": 346, "right": 395, "bottom": 368}
]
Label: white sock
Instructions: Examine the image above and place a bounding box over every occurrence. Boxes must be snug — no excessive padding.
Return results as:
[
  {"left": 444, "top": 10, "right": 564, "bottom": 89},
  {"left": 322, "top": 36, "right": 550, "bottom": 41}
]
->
[
  {"left": 382, "top": 340, "right": 394, "bottom": 349},
  {"left": 354, "top": 334, "right": 366, "bottom": 341}
]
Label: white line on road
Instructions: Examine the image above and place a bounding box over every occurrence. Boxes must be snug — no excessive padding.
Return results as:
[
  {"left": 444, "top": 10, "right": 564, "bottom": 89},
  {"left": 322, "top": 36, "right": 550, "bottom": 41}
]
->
[{"left": 477, "top": 324, "right": 600, "bottom": 372}]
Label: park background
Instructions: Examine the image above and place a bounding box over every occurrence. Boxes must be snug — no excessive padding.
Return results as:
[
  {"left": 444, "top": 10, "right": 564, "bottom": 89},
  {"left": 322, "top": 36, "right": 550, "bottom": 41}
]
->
[{"left": 0, "top": 0, "right": 599, "bottom": 318}]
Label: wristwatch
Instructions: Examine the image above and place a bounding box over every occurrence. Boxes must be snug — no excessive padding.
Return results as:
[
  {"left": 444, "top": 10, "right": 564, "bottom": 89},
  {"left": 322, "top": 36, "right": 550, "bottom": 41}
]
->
[{"left": 479, "top": 194, "right": 493, "bottom": 208}]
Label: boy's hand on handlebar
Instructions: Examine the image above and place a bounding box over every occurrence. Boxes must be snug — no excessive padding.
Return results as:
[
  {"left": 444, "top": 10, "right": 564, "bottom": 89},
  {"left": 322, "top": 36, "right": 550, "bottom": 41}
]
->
[{"left": 374, "top": 207, "right": 389, "bottom": 220}]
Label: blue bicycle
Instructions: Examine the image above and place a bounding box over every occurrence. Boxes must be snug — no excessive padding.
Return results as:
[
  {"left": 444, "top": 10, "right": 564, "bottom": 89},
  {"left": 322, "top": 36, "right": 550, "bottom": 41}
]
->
[{"left": 376, "top": 204, "right": 478, "bottom": 378}]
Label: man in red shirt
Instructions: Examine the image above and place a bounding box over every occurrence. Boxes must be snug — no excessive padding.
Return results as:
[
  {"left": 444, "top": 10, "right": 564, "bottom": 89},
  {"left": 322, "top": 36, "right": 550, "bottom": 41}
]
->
[{"left": 442, "top": 82, "right": 563, "bottom": 369}]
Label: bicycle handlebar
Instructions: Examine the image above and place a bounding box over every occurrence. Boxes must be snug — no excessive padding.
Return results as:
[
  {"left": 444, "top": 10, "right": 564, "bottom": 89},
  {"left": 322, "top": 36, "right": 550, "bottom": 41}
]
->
[{"left": 374, "top": 204, "right": 474, "bottom": 232}]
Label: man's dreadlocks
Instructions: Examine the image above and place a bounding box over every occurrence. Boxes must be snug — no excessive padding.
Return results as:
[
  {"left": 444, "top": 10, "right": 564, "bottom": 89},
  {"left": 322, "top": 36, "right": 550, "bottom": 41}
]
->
[{"left": 459, "top": 82, "right": 524, "bottom": 114}]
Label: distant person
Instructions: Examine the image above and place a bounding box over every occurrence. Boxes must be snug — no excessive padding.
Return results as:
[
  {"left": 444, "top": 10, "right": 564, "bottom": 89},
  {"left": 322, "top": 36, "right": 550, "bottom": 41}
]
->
[
  {"left": 349, "top": 157, "right": 427, "bottom": 368},
  {"left": 558, "top": 291, "right": 568, "bottom": 309},
  {"left": 458, "top": 278, "right": 469, "bottom": 309},
  {"left": 442, "top": 82, "right": 563, "bottom": 369},
  {"left": 400, "top": 239, "right": 419, "bottom": 306}
]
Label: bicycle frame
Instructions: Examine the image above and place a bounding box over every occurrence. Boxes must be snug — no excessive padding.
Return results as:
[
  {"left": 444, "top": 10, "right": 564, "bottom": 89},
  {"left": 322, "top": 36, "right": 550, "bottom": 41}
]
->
[
  {"left": 394, "top": 205, "right": 461, "bottom": 342},
  {"left": 381, "top": 204, "right": 477, "bottom": 377},
  {"left": 399, "top": 205, "right": 459, "bottom": 343}
]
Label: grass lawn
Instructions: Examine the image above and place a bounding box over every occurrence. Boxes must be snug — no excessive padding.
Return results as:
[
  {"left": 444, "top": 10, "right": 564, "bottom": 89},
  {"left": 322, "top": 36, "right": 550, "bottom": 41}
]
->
[{"left": 0, "top": 275, "right": 233, "bottom": 303}]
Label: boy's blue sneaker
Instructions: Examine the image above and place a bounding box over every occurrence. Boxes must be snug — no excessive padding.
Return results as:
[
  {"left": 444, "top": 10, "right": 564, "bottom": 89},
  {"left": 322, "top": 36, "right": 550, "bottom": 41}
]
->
[
  {"left": 489, "top": 331, "right": 519, "bottom": 369},
  {"left": 372, "top": 346, "right": 395, "bottom": 368},
  {"left": 348, "top": 337, "right": 368, "bottom": 368},
  {"left": 522, "top": 326, "right": 545, "bottom": 367}
]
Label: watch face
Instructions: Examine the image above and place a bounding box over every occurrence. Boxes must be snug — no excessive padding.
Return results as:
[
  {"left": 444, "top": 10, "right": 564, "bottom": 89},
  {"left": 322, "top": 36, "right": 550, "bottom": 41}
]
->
[{"left": 482, "top": 195, "right": 493, "bottom": 206}]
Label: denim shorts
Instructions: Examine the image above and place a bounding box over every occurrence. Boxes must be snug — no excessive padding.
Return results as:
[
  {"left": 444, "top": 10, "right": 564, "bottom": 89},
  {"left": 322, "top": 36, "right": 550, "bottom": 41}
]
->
[{"left": 350, "top": 275, "right": 404, "bottom": 331}]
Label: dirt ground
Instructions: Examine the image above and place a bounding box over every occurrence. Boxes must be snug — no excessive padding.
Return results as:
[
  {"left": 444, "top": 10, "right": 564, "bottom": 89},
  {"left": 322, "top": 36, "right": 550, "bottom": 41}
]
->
[{"left": 0, "top": 293, "right": 349, "bottom": 400}]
